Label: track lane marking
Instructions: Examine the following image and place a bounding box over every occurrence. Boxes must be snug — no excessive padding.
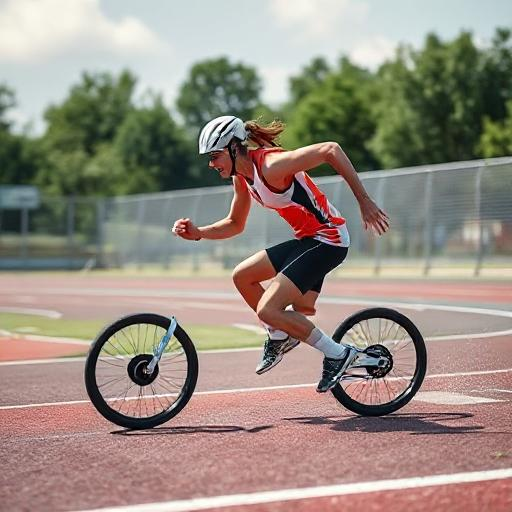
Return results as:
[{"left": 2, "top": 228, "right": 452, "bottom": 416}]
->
[
  {"left": 72, "top": 468, "right": 512, "bottom": 512},
  {"left": 1, "top": 325, "right": 511, "bottom": 367},
  {"left": 0, "top": 368, "right": 510, "bottom": 411}
]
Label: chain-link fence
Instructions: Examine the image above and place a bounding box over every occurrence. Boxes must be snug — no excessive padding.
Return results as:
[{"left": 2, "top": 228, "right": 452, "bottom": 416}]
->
[
  {"left": 1, "top": 157, "right": 511, "bottom": 275},
  {"left": 0, "top": 196, "right": 102, "bottom": 269}
]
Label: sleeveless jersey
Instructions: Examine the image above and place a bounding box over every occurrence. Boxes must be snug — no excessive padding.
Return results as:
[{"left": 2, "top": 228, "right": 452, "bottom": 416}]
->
[{"left": 240, "top": 148, "right": 350, "bottom": 247}]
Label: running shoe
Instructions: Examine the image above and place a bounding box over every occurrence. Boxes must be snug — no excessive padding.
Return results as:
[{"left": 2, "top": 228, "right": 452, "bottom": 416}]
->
[
  {"left": 255, "top": 336, "right": 300, "bottom": 375},
  {"left": 316, "top": 347, "right": 358, "bottom": 393}
]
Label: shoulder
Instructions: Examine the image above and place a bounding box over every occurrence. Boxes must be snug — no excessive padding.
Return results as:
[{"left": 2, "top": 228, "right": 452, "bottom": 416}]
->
[{"left": 250, "top": 147, "right": 286, "bottom": 168}]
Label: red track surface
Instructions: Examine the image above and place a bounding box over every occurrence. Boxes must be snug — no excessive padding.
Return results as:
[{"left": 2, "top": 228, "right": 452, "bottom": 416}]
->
[{"left": 0, "top": 275, "right": 511, "bottom": 511}]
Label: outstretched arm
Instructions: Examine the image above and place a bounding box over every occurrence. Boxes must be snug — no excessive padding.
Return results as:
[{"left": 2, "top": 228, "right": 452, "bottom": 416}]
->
[
  {"left": 171, "top": 176, "right": 251, "bottom": 240},
  {"left": 264, "top": 142, "right": 389, "bottom": 235}
]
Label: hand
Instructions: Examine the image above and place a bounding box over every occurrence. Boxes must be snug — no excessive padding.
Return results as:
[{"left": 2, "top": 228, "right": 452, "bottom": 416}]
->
[
  {"left": 359, "top": 197, "right": 389, "bottom": 236},
  {"left": 171, "top": 218, "right": 201, "bottom": 241}
]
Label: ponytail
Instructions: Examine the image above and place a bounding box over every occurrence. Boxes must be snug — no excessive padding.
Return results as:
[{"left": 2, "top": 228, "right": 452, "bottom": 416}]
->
[{"left": 244, "top": 119, "right": 285, "bottom": 148}]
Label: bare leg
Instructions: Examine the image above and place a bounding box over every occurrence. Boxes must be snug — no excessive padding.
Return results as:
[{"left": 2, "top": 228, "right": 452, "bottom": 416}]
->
[
  {"left": 256, "top": 274, "right": 316, "bottom": 341},
  {"left": 232, "top": 250, "right": 276, "bottom": 312}
]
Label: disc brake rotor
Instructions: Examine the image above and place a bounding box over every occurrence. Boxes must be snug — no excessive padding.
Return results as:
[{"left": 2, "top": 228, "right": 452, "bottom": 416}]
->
[{"left": 363, "top": 344, "right": 393, "bottom": 377}]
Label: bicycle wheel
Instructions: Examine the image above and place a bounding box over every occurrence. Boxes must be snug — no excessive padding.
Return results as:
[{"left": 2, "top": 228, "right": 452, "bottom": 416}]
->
[
  {"left": 331, "top": 308, "right": 427, "bottom": 416},
  {"left": 85, "top": 313, "right": 198, "bottom": 429}
]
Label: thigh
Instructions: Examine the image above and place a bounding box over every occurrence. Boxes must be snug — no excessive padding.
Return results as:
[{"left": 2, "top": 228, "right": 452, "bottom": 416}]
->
[
  {"left": 265, "top": 239, "right": 302, "bottom": 274},
  {"left": 233, "top": 250, "right": 277, "bottom": 283},
  {"left": 258, "top": 273, "right": 304, "bottom": 312},
  {"left": 293, "top": 290, "right": 319, "bottom": 315},
  {"left": 281, "top": 240, "right": 348, "bottom": 295}
]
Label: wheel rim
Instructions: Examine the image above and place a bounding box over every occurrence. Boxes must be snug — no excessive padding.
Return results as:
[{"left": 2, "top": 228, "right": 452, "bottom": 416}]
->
[
  {"left": 94, "top": 322, "right": 189, "bottom": 419},
  {"left": 338, "top": 316, "right": 418, "bottom": 407}
]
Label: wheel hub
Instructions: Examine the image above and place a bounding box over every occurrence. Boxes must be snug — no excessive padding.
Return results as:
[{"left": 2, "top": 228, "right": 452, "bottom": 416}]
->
[
  {"left": 363, "top": 344, "right": 393, "bottom": 377},
  {"left": 127, "top": 354, "right": 159, "bottom": 386}
]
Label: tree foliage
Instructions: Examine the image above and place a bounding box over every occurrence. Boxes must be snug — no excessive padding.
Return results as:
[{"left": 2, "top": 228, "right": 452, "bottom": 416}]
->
[
  {"left": 284, "top": 57, "right": 378, "bottom": 172},
  {"left": 2, "top": 27, "right": 512, "bottom": 197},
  {"left": 114, "top": 95, "right": 194, "bottom": 193},
  {"left": 176, "top": 57, "right": 262, "bottom": 133},
  {"left": 479, "top": 100, "right": 512, "bottom": 157}
]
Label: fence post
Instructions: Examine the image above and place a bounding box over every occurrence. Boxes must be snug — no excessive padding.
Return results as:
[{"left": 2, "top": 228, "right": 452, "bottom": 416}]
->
[
  {"left": 474, "top": 166, "right": 484, "bottom": 276},
  {"left": 67, "top": 196, "right": 75, "bottom": 269},
  {"left": 96, "top": 198, "right": 105, "bottom": 268},
  {"left": 20, "top": 207, "right": 29, "bottom": 269},
  {"left": 135, "top": 200, "right": 146, "bottom": 270},
  {"left": 423, "top": 172, "right": 433, "bottom": 276},
  {"left": 374, "top": 178, "right": 386, "bottom": 276}
]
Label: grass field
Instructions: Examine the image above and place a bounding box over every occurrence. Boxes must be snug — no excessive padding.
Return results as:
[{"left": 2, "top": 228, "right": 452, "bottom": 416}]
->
[{"left": 0, "top": 313, "right": 263, "bottom": 351}]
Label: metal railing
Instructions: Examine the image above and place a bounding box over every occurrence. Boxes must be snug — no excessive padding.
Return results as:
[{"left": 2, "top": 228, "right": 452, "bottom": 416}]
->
[{"left": 1, "top": 157, "right": 511, "bottom": 275}]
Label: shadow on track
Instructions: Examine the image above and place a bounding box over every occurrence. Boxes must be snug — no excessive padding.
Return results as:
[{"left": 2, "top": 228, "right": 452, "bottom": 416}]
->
[
  {"left": 111, "top": 425, "right": 273, "bottom": 436},
  {"left": 283, "top": 412, "right": 494, "bottom": 435}
]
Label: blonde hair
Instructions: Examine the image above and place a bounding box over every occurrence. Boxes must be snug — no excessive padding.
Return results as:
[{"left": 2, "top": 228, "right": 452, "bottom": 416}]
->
[{"left": 244, "top": 119, "right": 285, "bottom": 148}]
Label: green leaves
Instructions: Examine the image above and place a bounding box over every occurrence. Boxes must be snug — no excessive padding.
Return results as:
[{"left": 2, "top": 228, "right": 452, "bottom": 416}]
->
[
  {"left": 2, "top": 27, "right": 512, "bottom": 195},
  {"left": 176, "top": 57, "right": 262, "bottom": 134}
]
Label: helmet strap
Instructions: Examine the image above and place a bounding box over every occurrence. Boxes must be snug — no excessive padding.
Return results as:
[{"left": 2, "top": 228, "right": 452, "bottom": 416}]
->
[{"left": 228, "top": 140, "right": 238, "bottom": 177}]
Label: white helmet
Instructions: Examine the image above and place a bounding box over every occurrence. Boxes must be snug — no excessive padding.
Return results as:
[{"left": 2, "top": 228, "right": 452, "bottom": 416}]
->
[{"left": 198, "top": 116, "right": 247, "bottom": 154}]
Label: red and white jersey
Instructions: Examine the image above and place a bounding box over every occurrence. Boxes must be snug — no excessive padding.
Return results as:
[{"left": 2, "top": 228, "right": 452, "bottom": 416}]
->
[{"left": 240, "top": 148, "right": 350, "bottom": 247}]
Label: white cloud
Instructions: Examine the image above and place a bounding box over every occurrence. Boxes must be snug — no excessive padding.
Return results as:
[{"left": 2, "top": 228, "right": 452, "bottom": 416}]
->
[
  {"left": 0, "top": 0, "right": 168, "bottom": 62},
  {"left": 350, "top": 36, "right": 397, "bottom": 69},
  {"left": 259, "top": 66, "right": 291, "bottom": 106},
  {"left": 267, "top": 0, "right": 368, "bottom": 41}
]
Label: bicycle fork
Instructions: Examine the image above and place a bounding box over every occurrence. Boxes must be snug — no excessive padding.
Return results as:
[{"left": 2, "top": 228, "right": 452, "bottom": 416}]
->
[{"left": 145, "top": 316, "right": 177, "bottom": 375}]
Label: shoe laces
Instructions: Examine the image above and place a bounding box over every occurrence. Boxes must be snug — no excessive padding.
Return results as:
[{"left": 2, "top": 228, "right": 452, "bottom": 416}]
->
[
  {"left": 321, "top": 357, "right": 341, "bottom": 379},
  {"left": 264, "top": 338, "right": 284, "bottom": 358}
]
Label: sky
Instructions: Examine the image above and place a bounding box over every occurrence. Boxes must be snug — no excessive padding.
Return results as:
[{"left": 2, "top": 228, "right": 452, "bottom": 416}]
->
[{"left": 1, "top": 0, "right": 511, "bottom": 134}]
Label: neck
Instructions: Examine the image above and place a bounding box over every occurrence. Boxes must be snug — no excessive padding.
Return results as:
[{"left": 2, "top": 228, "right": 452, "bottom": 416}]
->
[{"left": 234, "top": 153, "right": 254, "bottom": 180}]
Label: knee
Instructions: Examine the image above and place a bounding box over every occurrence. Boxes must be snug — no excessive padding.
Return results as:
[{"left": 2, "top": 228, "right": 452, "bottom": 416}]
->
[
  {"left": 232, "top": 264, "right": 249, "bottom": 290},
  {"left": 256, "top": 301, "right": 276, "bottom": 325}
]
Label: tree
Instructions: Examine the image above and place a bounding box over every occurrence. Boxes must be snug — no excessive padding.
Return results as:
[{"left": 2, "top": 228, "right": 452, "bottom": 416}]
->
[
  {"left": 114, "top": 95, "right": 195, "bottom": 192},
  {"left": 288, "top": 57, "right": 331, "bottom": 105},
  {"left": 478, "top": 100, "right": 512, "bottom": 157},
  {"left": 480, "top": 28, "right": 512, "bottom": 122},
  {"left": 284, "top": 57, "right": 378, "bottom": 172},
  {"left": 0, "top": 84, "right": 42, "bottom": 186},
  {"left": 43, "top": 70, "right": 136, "bottom": 156},
  {"left": 176, "top": 57, "right": 262, "bottom": 133},
  {"left": 370, "top": 28, "right": 512, "bottom": 168}
]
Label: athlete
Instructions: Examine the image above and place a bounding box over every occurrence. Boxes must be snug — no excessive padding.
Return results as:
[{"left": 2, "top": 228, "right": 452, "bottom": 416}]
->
[{"left": 172, "top": 116, "right": 389, "bottom": 392}]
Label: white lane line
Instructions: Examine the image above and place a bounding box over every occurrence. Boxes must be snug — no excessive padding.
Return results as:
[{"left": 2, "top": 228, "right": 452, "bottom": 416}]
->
[
  {"left": 415, "top": 391, "right": 503, "bottom": 404},
  {"left": 3, "top": 287, "right": 512, "bottom": 319},
  {"left": 0, "top": 306, "right": 62, "bottom": 318},
  {"left": 232, "top": 323, "right": 266, "bottom": 334},
  {"left": 0, "top": 347, "right": 264, "bottom": 367},
  {"left": 1, "top": 322, "right": 511, "bottom": 368},
  {"left": 73, "top": 468, "right": 512, "bottom": 512},
  {"left": 0, "top": 333, "right": 90, "bottom": 345},
  {"left": 1, "top": 368, "right": 511, "bottom": 411}
]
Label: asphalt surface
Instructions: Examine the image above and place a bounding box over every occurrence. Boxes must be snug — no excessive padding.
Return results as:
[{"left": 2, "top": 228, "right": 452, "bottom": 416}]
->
[{"left": 0, "top": 275, "right": 511, "bottom": 511}]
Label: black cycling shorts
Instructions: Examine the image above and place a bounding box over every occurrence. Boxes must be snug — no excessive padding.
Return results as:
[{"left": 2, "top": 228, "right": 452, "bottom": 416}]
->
[{"left": 266, "top": 237, "right": 348, "bottom": 295}]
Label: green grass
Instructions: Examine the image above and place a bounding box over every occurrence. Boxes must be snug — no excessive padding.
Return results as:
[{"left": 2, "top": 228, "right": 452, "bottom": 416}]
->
[{"left": 0, "top": 313, "right": 262, "bottom": 352}]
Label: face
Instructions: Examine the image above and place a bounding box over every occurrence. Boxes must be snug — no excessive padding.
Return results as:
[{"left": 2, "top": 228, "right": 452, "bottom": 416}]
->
[{"left": 208, "top": 149, "right": 232, "bottom": 179}]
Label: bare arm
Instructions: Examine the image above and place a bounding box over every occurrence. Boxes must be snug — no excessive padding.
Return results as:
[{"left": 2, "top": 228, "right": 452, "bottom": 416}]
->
[
  {"left": 263, "top": 142, "right": 389, "bottom": 235},
  {"left": 171, "top": 176, "right": 251, "bottom": 240}
]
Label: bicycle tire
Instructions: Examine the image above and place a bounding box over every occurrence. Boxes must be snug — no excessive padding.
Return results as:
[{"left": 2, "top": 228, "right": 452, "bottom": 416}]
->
[
  {"left": 85, "top": 313, "right": 198, "bottom": 429},
  {"left": 331, "top": 308, "right": 427, "bottom": 416}
]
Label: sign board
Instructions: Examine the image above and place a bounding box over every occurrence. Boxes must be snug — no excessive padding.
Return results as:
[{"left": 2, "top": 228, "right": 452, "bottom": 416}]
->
[{"left": 0, "top": 186, "right": 40, "bottom": 209}]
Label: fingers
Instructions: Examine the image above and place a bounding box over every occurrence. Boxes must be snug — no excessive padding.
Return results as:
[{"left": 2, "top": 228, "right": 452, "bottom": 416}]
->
[
  {"left": 171, "top": 218, "right": 189, "bottom": 236},
  {"left": 363, "top": 211, "right": 390, "bottom": 236}
]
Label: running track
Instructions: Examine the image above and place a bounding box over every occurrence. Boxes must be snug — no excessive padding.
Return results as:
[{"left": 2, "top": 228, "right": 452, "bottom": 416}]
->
[{"left": 0, "top": 275, "right": 511, "bottom": 511}]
